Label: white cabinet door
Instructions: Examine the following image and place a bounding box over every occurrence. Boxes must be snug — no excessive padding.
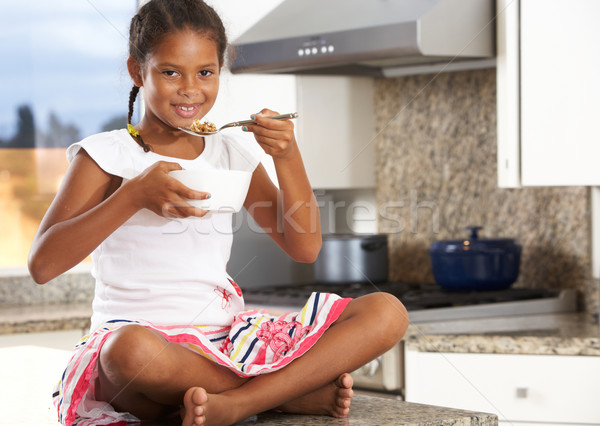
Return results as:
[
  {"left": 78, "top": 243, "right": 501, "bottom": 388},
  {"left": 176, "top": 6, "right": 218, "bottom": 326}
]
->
[
  {"left": 405, "top": 350, "right": 600, "bottom": 425},
  {"left": 520, "top": 0, "right": 600, "bottom": 186},
  {"left": 497, "top": 0, "right": 600, "bottom": 187},
  {"left": 295, "top": 76, "right": 375, "bottom": 189}
]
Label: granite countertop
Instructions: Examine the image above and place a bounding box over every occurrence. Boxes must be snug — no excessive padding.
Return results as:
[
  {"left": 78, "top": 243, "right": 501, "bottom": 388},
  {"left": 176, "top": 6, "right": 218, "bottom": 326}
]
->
[
  {"left": 0, "top": 272, "right": 93, "bottom": 334},
  {"left": 250, "top": 394, "right": 497, "bottom": 425},
  {"left": 1, "top": 271, "right": 598, "bottom": 357},
  {"left": 406, "top": 313, "right": 600, "bottom": 356},
  {"left": 0, "top": 302, "right": 91, "bottom": 334},
  {"left": 2, "top": 303, "right": 599, "bottom": 358},
  {"left": 142, "top": 395, "right": 497, "bottom": 425}
]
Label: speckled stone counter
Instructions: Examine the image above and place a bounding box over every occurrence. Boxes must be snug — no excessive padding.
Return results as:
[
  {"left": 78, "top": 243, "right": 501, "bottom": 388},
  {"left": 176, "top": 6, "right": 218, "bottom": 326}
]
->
[
  {"left": 406, "top": 313, "right": 600, "bottom": 356},
  {"left": 143, "top": 395, "right": 498, "bottom": 425},
  {"left": 0, "top": 271, "right": 94, "bottom": 306},
  {"left": 0, "top": 272, "right": 93, "bottom": 334},
  {"left": 250, "top": 395, "right": 497, "bottom": 425},
  {"left": 141, "top": 395, "right": 498, "bottom": 426},
  {"left": 0, "top": 302, "right": 91, "bottom": 334}
]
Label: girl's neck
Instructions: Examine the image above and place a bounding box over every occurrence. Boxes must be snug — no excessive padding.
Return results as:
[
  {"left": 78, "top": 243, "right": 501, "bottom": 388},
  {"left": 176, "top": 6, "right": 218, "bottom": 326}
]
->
[{"left": 136, "top": 121, "right": 206, "bottom": 160}]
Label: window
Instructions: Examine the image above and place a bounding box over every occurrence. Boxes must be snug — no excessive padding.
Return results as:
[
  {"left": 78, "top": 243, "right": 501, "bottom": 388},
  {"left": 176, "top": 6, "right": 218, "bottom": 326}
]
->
[{"left": 0, "top": 1, "right": 136, "bottom": 268}]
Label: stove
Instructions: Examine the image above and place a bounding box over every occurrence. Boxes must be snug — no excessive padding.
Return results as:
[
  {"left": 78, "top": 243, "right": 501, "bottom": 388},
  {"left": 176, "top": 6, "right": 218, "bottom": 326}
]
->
[
  {"left": 243, "top": 281, "right": 578, "bottom": 396},
  {"left": 243, "top": 282, "right": 577, "bottom": 323}
]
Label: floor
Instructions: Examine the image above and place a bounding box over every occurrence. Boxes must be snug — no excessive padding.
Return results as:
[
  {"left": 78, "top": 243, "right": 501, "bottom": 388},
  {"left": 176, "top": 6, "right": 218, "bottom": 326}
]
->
[{"left": 0, "top": 330, "right": 82, "bottom": 425}]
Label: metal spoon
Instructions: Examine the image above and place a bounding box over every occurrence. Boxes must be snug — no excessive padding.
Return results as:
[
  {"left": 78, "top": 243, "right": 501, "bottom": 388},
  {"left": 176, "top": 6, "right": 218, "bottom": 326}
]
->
[{"left": 178, "top": 112, "right": 299, "bottom": 136}]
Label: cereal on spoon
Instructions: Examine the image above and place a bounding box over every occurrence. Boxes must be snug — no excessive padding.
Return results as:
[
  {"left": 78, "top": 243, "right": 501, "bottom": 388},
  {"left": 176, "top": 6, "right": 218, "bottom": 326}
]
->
[{"left": 190, "top": 119, "right": 217, "bottom": 133}]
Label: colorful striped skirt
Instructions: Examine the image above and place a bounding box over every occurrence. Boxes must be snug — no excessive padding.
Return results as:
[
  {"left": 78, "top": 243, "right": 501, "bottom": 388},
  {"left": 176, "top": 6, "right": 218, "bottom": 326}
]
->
[{"left": 53, "top": 292, "right": 351, "bottom": 425}]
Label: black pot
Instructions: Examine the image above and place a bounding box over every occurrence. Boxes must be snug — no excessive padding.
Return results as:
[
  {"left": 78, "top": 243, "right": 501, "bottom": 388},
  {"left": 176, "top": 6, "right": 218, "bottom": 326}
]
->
[
  {"left": 314, "top": 234, "right": 388, "bottom": 284},
  {"left": 428, "top": 226, "right": 522, "bottom": 291}
]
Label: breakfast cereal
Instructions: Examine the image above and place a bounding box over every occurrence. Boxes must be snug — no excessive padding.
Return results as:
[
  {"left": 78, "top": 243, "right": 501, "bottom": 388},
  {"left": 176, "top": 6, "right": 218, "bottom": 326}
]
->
[{"left": 190, "top": 119, "right": 217, "bottom": 133}]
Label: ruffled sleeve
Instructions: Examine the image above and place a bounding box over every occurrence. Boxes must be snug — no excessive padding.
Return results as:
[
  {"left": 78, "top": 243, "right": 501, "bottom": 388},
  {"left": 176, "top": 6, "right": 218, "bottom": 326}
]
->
[{"left": 66, "top": 129, "right": 140, "bottom": 180}]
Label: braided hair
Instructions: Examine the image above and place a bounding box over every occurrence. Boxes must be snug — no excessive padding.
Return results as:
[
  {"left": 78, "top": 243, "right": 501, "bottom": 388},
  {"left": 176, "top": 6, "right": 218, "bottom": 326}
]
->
[{"left": 126, "top": 0, "right": 228, "bottom": 152}]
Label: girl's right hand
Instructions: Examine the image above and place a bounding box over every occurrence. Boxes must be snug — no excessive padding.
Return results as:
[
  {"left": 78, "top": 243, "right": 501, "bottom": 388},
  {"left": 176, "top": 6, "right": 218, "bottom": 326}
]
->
[{"left": 127, "top": 161, "right": 210, "bottom": 218}]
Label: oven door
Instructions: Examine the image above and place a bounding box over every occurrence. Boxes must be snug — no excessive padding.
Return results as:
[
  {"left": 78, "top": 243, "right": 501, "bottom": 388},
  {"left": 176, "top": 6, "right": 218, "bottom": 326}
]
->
[{"left": 350, "top": 342, "right": 404, "bottom": 396}]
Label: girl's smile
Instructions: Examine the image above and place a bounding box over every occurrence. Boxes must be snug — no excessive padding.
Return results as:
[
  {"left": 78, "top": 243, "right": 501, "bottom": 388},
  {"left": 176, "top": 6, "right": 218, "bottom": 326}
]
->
[
  {"left": 134, "top": 29, "right": 221, "bottom": 133},
  {"left": 174, "top": 103, "right": 202, "bottom": 119}
]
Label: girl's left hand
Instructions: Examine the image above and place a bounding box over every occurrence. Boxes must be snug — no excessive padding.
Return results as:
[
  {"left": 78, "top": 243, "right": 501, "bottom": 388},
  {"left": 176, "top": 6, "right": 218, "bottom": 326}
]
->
[{"left": 243, "top": 108, "right": 297, "bottom": 159}]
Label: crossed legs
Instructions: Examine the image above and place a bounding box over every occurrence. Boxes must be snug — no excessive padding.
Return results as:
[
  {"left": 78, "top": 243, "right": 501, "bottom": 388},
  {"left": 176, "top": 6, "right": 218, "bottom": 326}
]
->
[{"left": 95, "top": 292, "right": 409, "bottom": 425}]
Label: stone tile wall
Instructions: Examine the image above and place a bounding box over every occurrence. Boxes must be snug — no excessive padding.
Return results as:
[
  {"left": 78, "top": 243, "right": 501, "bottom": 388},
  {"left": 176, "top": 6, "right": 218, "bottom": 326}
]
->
[{"left": 374, "top": 69, "right": 598, "bottom": 314}]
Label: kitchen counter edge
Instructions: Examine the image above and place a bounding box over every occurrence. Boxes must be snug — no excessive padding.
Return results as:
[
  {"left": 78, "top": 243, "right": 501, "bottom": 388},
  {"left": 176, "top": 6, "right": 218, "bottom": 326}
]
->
[
  {"left": 253, "top": 394, "right": 498, "bottom": 426},
  {"left": 406, "top": 312, "right": 600, "bottom": 356}
]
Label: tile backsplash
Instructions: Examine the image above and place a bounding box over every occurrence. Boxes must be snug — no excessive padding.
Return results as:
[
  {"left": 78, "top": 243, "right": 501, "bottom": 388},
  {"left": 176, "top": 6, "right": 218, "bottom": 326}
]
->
[{"left": 374, "top": 69, "right": 598, "bottom": 314}]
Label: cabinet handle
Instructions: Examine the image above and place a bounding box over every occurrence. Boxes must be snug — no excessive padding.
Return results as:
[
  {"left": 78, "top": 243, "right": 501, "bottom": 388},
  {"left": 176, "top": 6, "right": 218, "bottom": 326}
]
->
[{"left": 515, "top": 387, "right": 528, "bottom": 399}]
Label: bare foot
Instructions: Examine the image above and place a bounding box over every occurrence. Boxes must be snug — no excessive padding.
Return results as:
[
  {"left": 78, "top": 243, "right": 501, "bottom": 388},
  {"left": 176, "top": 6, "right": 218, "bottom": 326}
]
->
[
  {"left": 277, "top": 373, "right": 354, "bottom": 417},
  {"left": 181, "top": 374, "right": 354, "bottom": 425},
  {"left": 181, "top": 387, "right": 207, "bottom": 426},
  {"left": 182, "top": 387, "right": 242, "bottom": 426}
]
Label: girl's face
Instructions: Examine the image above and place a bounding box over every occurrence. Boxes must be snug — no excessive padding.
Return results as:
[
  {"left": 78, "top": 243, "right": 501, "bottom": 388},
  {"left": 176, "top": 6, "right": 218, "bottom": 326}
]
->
[{"left": 134, "top": 29, "right": 221, "bottom": 132}]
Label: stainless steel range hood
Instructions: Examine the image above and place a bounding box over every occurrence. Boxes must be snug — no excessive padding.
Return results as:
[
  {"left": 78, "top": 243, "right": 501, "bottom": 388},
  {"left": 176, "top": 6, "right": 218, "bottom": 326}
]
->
[{"left": 230, "top": 0, "right": 496, "bottom": 77}]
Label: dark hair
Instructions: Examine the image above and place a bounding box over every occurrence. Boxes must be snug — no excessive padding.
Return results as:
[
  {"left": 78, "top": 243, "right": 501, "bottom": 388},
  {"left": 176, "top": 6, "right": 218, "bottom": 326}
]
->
[{"left": 127, "top": 0, "right": 228, "bottom": 152}]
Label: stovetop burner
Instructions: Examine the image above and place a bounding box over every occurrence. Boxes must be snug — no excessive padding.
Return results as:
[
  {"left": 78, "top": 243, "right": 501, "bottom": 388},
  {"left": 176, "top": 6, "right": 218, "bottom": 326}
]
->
[{"left": 242, "top": 282, "right": 577, "bottom": 322}]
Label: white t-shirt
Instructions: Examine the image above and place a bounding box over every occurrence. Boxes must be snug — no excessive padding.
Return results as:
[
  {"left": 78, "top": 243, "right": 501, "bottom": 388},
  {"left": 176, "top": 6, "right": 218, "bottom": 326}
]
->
[{"left": 66, "top": 129, "right": 259, "bottom": 331}]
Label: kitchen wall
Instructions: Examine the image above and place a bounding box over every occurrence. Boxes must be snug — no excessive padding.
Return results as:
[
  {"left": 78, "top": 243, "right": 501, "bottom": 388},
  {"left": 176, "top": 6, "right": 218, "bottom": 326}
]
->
[
  {"left": 228, "top": 188, "right": 377, "bottom": 288},
  {"left": 373, "top": 68, "right": 599, "bottom": 315}
]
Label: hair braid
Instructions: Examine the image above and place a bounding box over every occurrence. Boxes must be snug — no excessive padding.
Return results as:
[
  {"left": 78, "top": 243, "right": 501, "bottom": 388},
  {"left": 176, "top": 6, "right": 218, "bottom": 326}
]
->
[
  {"left": 127, "top": 85, "right": 139, "bottom": 125},
  {"left": 127, "top": 85, "right": 151, "bottom": 152}
]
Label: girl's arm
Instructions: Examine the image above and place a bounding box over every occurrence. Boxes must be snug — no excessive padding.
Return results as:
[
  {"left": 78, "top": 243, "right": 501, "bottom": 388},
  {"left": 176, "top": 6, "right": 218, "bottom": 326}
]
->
[
  {"left": 29, "top": 149, "right": 208, "bottom": 284},
  {"left": 243, "top": 109, "right": 321, "bottom": 263}
]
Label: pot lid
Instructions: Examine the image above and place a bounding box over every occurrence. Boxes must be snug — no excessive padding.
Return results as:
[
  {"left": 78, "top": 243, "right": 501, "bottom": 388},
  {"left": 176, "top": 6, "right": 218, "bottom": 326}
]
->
[{"left": 428, "top": 226, "right": 521, "bottom": 254}]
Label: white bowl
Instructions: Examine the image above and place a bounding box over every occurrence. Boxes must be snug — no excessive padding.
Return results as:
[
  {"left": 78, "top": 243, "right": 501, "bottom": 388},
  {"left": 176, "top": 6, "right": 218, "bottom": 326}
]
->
[{"left": 169, "top": 169, "right": 252, "bottom": 212}]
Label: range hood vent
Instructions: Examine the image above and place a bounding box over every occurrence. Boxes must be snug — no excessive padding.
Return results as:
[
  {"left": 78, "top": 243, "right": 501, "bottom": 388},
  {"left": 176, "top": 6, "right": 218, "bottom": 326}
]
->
[{"left": 230, "top": 0, "right": 496, "bottom": 77}]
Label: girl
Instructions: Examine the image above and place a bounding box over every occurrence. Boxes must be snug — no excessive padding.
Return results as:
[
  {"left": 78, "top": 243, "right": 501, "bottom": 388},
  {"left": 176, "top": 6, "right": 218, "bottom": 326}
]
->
[{"left": 28, "top": 1, "right": 409, "bottom": 425}]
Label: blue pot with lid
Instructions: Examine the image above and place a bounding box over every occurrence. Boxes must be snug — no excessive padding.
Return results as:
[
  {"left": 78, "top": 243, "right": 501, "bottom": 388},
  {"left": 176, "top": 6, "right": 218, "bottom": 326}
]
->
[{"left": 428, "top": 226, "right": 522, "bottom": 291}]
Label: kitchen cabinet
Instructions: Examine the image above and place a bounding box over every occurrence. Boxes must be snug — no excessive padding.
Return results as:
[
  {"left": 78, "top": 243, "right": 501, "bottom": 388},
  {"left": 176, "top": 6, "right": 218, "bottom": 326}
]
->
[
  {"left": 214, "top": 75, "right": 376, "bottom": 190},
  {"left": 207, "top": 0, "right": 376, "bottom": 190},
  {"left": 295, "top": 76, "right": 376, "bottom": 189},
  {"left": 215, "top": 75, "right": 376, "bottom": 190},
  {"left": 405, "top": 350, "right": 600, "bottom": 425},
  {"left": 496, "top": 0, "right": 600, "bottom": 187}
]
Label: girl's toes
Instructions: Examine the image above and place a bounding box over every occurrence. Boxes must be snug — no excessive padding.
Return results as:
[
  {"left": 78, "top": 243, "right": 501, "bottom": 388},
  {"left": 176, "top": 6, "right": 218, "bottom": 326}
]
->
[
  {"left": 191, "top": 387, "right": 208, "bottom": 405},
  {"left": 183, "top": 387, "right": 209, "bottom": 426},
  {"left": 334, "top": 405, "right": 350, "bottom": 417},
  {"left": 339, "top": 387, "right": 353, "bottom": 399},
  {"left": 336, "top": 372, "right": 353, "bottom": 389},
  {"left": 337, "top": 396, "right": 351, "bottom": 408}
]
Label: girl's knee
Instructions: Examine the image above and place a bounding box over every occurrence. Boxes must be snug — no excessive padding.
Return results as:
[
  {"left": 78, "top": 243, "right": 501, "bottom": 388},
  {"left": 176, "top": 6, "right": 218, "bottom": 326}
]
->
[
  {"left": 99, "top": 324, "right": 167, "bottom": 383},
  {"left": 362, "top": 292, "right": 409, "bottom": 344}
]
